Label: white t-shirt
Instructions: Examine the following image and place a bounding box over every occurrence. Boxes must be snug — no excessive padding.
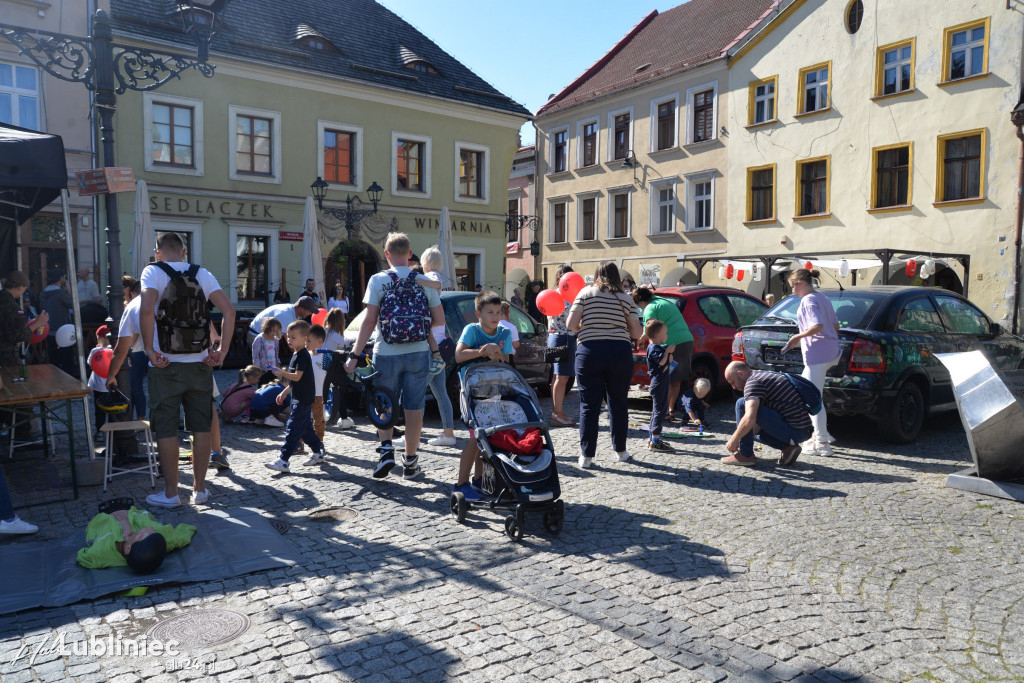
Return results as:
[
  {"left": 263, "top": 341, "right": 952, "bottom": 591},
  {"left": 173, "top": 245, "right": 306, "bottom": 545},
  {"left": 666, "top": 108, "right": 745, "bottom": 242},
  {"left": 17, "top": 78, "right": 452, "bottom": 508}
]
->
[
  {"left": 328, "top": 296, "right": 349, "bottom": 314},
  {"left": 78, "top": 278, "right": 100, "bottom": 304},
  {"left": 140, "top": 261, "right": 222, "bottom": 364},
  {"left": 117, "top": 296, "right": 145, "bottom": 353},
  {"left": 309, "top": 350, "right": 327, "bottom": 398},
  {"left": 498, "top": 319, "right": 520, "bottom": 344},
  {"left": 87, "top": 346, "right": 109, "bottom": 393},
  {"left": 323, "top": 329, "right": 347, "bottom": 352}
]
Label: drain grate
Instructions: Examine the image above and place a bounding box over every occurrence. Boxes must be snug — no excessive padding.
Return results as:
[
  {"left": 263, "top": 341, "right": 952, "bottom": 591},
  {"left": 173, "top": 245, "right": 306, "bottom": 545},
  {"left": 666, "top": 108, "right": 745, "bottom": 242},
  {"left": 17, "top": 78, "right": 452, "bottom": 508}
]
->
[
  {"left": 306, "top": 506, "right": 358, "bottom": 523},
  {"left": 268, "top": 518, "right": 290, "bottom": 535},
  {"left": 146, "top": 609, "right": 250, "bottom": 650}
]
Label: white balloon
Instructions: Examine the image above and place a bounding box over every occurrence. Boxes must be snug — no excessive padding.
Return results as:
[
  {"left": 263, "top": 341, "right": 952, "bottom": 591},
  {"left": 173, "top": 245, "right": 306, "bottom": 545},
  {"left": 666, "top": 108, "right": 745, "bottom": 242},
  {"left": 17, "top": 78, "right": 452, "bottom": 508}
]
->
[
  {"left": 56, "top": 324, "right": 76, "bottom": 348},
  {"left": 718, "top": 266, "right": 726, "bottom": 280},
  {"left": 838, "top": 259, "right": 850, "bottom": 278}
]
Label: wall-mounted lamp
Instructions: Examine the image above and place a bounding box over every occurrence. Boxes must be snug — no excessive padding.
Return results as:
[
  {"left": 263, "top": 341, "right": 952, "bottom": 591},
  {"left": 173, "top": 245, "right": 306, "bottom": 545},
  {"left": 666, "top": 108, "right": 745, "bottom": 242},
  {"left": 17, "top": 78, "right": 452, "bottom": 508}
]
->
[
  {"left": 621, "top": 150, "right": 638, "bottom": 183},
  {"left": 720, "top": 125, "right": 728, "bottom": 137}
]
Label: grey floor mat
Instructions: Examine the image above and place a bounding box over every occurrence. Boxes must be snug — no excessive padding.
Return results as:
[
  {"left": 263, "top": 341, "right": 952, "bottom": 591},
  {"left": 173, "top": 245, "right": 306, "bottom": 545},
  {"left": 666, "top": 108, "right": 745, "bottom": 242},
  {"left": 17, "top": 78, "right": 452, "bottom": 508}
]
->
[{"left": 0, "top": 507, "right": 302, "bottom": 614}]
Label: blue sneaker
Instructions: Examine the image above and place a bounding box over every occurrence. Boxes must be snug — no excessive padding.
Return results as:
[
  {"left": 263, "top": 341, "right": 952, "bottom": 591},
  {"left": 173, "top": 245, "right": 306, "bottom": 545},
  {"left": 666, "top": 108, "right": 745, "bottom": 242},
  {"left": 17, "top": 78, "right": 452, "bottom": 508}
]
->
[{"left": 454, "top": 483, "right": 483, "bottom": 501}]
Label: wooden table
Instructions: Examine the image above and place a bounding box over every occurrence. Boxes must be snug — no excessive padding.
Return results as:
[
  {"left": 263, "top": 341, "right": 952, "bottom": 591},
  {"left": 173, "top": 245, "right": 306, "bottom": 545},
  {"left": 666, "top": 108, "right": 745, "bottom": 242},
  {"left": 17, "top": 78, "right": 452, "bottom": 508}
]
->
[{"left": 0, "top": 364, "right": 91, "bottom": 505}]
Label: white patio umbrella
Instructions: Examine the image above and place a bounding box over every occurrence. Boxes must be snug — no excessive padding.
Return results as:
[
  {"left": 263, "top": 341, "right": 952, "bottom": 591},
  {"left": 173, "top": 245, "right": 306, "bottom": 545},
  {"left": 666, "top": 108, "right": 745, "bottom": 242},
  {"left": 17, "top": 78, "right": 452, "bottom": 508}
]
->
[
  {"left": 131, "top": 179, "right": 153, "bottom": 278},
  {"left": 438, "top": 206, "right": 457, "bottom": 290},
  {"left": 300, "top": 195, "right": 325, "bottom": 300}
]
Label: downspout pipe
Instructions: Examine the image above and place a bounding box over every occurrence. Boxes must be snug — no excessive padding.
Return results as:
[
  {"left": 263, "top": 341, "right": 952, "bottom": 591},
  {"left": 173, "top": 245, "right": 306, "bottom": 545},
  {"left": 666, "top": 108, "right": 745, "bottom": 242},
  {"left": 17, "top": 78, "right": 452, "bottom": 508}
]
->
[{"left": 1010, "top": 95, "right": 1024, "bottom": 336}]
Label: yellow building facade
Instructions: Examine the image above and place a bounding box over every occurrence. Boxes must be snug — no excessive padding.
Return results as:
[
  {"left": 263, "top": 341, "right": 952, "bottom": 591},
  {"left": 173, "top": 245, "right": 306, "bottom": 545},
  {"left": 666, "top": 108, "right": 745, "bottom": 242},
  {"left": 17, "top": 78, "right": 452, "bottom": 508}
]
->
[{"left": 725, "top": 0, "right": 1024, "bottom": 324}]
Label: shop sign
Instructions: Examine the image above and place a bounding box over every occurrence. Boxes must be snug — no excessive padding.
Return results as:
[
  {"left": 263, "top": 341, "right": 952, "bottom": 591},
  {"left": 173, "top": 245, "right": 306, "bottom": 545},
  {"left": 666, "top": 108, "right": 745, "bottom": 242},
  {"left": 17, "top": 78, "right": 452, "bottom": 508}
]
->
[
  {"left": 76, "top": 167, "right": 135, "bottom": 196},
  {"left": 279, "top": 231, "right": 303, "bottom": 241},
  {"left": 411, "top": 216, "right": 493, "bottom": 234},
  {"left": 149, "top": 194, "right": 275, "bottom": 219},
  {"left": 639, "top": 263, "right": 661, "bottom": 287},
  {"left": 506, "top": 241, "right": 519, "bottom": 255}
]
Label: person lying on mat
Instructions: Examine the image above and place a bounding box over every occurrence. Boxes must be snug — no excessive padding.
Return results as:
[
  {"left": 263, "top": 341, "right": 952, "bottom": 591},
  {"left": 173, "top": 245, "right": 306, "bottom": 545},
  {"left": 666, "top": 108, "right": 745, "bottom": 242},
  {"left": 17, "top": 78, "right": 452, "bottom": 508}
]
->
[{"left": 76, "top": 498, "right": 196, "bottom": 574}]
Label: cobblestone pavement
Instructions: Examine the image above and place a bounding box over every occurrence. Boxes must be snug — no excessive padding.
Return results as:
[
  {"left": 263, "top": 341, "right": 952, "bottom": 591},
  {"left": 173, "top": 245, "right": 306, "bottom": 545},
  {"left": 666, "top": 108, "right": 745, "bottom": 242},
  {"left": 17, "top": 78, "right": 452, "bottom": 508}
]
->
[{"left": 1, "top": 370, "right": 1023, "bottom": 682}]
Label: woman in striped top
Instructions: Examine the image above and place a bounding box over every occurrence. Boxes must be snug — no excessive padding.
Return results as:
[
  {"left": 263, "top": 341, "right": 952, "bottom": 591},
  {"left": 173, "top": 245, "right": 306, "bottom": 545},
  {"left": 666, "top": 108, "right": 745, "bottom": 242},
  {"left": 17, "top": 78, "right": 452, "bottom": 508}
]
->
[{"left": 566, "top": 262, "right": 642, "bottom": 469}]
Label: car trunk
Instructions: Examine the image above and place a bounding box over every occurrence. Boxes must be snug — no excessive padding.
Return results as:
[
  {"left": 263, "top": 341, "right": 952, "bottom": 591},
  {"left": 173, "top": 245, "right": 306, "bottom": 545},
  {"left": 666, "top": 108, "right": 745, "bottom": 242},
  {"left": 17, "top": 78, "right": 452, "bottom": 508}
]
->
[{"left": 738, "top": 323, "right": 860, "bottom": 378}]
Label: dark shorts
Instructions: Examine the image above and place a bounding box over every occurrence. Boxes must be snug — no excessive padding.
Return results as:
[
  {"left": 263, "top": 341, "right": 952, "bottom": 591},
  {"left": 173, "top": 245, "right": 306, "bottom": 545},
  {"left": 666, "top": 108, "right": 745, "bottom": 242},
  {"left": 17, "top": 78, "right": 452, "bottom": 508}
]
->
[
  {"left": 548, "top": 333, "right": 577, "bottom": 378},
  {"left": 149, "top": 362, "right": 213, "bottom": 439},
  {"left": 669, "top": 340, "right": 693, "bottom": 382}
]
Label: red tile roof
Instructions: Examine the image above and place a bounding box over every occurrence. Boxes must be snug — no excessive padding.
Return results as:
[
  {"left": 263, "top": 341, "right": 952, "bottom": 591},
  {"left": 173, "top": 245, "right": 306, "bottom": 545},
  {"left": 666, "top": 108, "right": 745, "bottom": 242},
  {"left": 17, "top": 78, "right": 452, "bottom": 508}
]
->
[{"left": 537, "top": 0, "right": 777, "bottom": 117}]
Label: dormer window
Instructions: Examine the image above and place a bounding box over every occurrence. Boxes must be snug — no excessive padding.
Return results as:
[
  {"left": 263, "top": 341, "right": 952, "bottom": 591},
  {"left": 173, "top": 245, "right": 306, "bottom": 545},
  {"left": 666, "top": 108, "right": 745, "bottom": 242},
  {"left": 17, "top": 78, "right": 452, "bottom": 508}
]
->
[
  {"left": 408, "top": 61, "right": 434, "bottom": 74},
  {"left": 292, "top": 23, "right": 336, "bottom": 52},
  {"left": 398, "top": 46, "right": 437, "bottom": 75},
  {"left": 303, "top": 36, "right": 325, "bottom": 50}
]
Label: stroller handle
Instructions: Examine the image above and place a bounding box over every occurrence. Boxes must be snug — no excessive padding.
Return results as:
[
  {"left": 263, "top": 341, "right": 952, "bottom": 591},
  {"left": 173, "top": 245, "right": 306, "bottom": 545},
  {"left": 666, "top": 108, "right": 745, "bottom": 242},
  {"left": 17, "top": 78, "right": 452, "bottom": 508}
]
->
[
  {"left": 476, "top": 421, "right": 548, "bottom": 437},
  {"left": 316, "top": 348, "right": 381, "bottom": 383}
]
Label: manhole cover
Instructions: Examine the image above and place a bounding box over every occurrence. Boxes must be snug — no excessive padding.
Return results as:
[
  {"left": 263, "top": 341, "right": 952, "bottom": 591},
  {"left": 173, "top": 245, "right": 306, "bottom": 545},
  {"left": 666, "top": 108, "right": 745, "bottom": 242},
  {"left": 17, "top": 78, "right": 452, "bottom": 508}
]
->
[
  {"left": 307, "top": 506, "right": 358, "bottom": 523},
  {"left": 268, "top": 519, "right": 290, "bottom": 535},
  {"left": 146, "top": 609, "right": 250, "bottom": 650}
]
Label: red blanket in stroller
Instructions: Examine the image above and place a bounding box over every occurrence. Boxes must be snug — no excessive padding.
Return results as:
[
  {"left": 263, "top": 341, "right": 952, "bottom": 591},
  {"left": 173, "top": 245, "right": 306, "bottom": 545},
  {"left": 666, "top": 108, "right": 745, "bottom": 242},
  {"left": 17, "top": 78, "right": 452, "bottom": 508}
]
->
[{"left": 487, "top": 428, "right": 543, "bottom": 455}]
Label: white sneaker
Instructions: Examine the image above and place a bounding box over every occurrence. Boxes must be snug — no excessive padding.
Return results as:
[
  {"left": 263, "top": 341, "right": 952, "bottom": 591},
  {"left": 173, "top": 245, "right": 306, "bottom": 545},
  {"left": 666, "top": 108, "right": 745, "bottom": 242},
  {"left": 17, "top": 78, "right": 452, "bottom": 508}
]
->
[
  {"left": 616, "top": 450, "right": 632, "bottom": 463},
  {"left": 0, "top": 516, "right": 38, "bottom": 534},
  {"left": 800, "top": 440, "right": 827, "bottom": 456},
  {"left": 193, "top": 489, "right": 210, "bottom": 505},
  {"left": 578, "top": 455, "right": 593, "bottom": 469},
  {"left": 264, "top": 415, "right": 286, "bottom": 427},
  {"left": 820, "top": 433, "right": 837, "bottom": 444},
  {"left": 428, "top": 435, "right": 457, "bottom": 447},
  {"left": 337, "top": 417, "right": 355, "bottom": 430},
  {"left": 304, "top": 451, "right": 326, "bottom": 466},
  {"left": 815, "top": 441, "right": 834, "bottom": 456},
  {"left": 265, "top": 458, "right": 290, "bottom": 472},
  {"left": 146, "top": 491, "right": 181, "bottom": 508},
  {"left": 392, "top": 436, "right": 406, "bottom": 448}
]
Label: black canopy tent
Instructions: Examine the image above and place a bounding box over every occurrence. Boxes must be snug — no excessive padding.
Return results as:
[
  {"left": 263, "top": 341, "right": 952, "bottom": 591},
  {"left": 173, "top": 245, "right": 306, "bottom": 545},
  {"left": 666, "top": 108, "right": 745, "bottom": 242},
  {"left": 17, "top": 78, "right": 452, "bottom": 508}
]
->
[{"left": 0, "top": 122, "right": 94, "bottom": 442}]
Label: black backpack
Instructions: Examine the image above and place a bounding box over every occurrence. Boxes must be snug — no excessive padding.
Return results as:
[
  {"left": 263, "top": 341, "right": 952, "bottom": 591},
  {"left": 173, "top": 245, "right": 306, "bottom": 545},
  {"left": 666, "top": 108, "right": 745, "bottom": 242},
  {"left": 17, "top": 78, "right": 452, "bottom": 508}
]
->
[
  {"left": 785, "top": 373, "right": 823, "bottom": 415},
  {"left": 154, "top": 261, "right": 211, "bottom": 354}
]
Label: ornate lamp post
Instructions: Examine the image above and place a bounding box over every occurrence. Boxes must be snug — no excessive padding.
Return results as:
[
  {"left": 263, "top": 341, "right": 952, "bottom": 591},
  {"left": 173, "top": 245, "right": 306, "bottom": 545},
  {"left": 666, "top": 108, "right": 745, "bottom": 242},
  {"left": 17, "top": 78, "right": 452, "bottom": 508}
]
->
[
  {"left": 505, "top": 213, "right": 542, "bottom": 285},
  {"left": 0, "top": 1, "right": 226, "bottom": 323},
  {"left": 310, "top": 177, "right": 384, "bottom": 297}
]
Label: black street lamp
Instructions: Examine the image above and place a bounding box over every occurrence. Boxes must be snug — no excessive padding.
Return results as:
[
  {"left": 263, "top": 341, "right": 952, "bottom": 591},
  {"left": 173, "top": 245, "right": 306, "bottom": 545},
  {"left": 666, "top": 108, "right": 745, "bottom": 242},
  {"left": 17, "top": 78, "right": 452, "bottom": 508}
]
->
[
  {"left": 310, "top": 177, "right": 383, "bottom": 298},
  {"left": 0, "top": 1, "right": 225, "bottom": 325},
  {"left": 505, "top": 214, "right": 542, "bottom": 257}
]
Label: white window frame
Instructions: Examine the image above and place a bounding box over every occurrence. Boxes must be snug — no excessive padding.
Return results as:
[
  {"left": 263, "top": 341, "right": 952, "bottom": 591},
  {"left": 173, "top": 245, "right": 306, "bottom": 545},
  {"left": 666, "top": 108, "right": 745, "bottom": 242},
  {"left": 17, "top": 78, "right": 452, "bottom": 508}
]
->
[
  {"left": 548, "top": 126, "right": 570, "bottom": 175},
  {"left": 391, "top": 130, "right": 432, "bottom": 198},
  {"left": 454, "top": 140, "right": 490, "bottom": 205},
  {"left": 576, "top": 117, "right": 599, "bottom": 168},
  {"left": 606, "top": 186, "right": 633, "bottom": 240},
  {"left": 508, "top": 190, "right": 522, "bottom": 244},
  {"left": 684, "top": 171, "right": 716, "bottom": 232},
  {"left": 950, "top": 25, "right": 985, "bottom": 79},
  {"left": 547, "top": 196, "right": 570, "bottom": 244},
  {"left": 0, "top": 61, "right": 40, "bottom": 130},
  {"left": 152, "top": 217, "right": 204, "bottom": 265},
  {"left": 317, "top": 119, "right": 362, "bottom": 190},
  {"left": 649, "top": 94, "right": 680, "bottom": 153},
  {"left": 144, "top": 92, "right": 204, "bottom": 176},
  {"left": 752, "top": 80, "right": 776, "bottom": 124},
  {"left": 226, "top": 222, "right": 281, "bottom": 305},
  {"left": 575, "top": 192, "right": 601, "bottom": 242},
  {"left": 228, "top": 104, "right": 282, "bottom": 184},
  {"left": 607, "top": 106, "right": 634, "bottom": 162},
  {"left": 684, "top": 81, "right": 718, "bottom": 145},
  {"left": 649, "top": 179, "right": 678, "bottom": 235},
  {"left": 802, "top": 65, "right": 829, "bottom": 113},
  {"left": 882, "top": 44, "right": 913, "bottom": 95}
]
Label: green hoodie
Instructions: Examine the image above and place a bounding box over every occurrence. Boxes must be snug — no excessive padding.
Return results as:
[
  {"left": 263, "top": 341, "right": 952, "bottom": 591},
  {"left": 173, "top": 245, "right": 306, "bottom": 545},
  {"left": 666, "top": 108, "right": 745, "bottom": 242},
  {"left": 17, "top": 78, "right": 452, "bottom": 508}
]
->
[{"left": 76, "top": 507, "right": 196, "bottom": 569}]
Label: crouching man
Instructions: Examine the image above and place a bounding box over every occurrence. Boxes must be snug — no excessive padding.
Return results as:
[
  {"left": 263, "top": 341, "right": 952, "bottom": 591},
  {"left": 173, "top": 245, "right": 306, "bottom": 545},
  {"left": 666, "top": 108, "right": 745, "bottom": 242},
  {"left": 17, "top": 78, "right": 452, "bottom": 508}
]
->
[{"left": 722, "top": 361, "right": 813, "bottom": 467}]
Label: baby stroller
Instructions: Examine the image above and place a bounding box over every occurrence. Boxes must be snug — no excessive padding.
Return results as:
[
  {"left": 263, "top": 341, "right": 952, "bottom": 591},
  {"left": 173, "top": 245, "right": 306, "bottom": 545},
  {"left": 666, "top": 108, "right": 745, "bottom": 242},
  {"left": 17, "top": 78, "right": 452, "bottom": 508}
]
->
[{"left": 451, "top": 361, "right": 563, "bottom": 542}]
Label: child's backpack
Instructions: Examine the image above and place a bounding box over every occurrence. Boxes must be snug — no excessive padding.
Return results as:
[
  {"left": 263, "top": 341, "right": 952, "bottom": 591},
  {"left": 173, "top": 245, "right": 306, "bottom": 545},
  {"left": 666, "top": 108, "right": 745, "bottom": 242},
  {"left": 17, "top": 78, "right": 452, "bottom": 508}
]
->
[
  {"left": 154, "top": 261, "right": 211, "bottom": 354},
  {"left": 378, "top": 270, "right": 431, "bottom": 345},
  {"left": 785, "top": 373, "right": 823, "bottom": 415},
  {"left": 220, "top": 382, "right": 257, "bottom": 420}
]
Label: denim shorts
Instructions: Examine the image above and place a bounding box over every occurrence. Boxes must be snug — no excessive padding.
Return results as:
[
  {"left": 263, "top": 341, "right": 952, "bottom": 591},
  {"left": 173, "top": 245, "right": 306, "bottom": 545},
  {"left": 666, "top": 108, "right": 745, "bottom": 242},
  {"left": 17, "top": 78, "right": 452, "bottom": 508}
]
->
[
  {"left": 373, "top": 350, "right": 430, "bottom": 411},
  {"left": 548, "top": 332, "right": 577, "bottom": 378}
]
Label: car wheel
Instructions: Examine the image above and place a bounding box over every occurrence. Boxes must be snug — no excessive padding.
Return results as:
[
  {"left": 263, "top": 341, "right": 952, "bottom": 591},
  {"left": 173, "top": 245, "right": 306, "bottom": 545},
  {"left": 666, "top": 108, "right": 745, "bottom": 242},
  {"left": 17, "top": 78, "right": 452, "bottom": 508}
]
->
[
  {"left": 878, "top": 380, "right": 925, "bottom": 444},
  {"left": 691, "top": 358, "right": 718, "bottom": 395}
]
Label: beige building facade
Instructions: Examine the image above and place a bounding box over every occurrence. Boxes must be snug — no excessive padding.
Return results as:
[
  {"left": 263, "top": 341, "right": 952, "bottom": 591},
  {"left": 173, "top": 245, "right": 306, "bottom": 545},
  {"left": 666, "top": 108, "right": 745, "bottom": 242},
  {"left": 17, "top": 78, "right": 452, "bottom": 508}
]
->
[
  {"left": 534, "top": 1, "right": 778, "bottom": 290},
  {"left": 724, "top": 0, "right": 1024, "bottom": 324}
]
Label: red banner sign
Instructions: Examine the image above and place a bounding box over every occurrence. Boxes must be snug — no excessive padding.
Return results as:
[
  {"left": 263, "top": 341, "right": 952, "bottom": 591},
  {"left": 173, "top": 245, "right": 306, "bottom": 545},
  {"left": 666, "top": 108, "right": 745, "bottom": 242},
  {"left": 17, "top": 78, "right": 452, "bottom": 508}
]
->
[
  {"left": 279, "top": 231, "right": 304, "bottom": 242},
  {"left": 75, "top": 167, "right": 135, "bottom": 196},
  {"left": 506, "top": 241, "right": 520, "bottom": 255}
]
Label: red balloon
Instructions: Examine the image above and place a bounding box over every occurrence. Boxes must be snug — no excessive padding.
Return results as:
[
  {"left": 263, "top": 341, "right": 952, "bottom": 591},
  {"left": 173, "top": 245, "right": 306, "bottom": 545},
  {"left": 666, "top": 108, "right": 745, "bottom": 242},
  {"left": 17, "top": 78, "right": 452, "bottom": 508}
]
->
[
  {"left": 311, "top": 308, "right": 328, "bottom": 326},
  {"left": 26, "top": 318, "right": 48, "bottom": 344},
  {"left": 536, "top": 289, "right": 566, "bottom": 317},
  {"left": 90, "top": 348, "right": 114, "bottom": 379},
  {"left": 558, "top": 272, "right": 586, "bottom": 303},
  {"left": 804, "top": 261, "right": 814, "bottom": 270},
  {"left": 905, "top": 260, "right": 918, "bottom": 277},
  {"left": 736, "top": 269, "right": 745, "bottom": 282},
  {"left": 725, "top": 264, "right": 735, "bottom": 280}
]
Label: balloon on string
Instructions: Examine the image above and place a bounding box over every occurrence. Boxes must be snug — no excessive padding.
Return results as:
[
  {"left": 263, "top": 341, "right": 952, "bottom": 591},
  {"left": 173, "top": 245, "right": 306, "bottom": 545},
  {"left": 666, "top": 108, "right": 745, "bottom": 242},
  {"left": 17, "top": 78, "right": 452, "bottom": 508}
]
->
[
  {"left": 26, "top": 319, "right": 49, "bottom": 344},
  {"left": 905, "top": 260, "right": 918, "bottom": 277},
  {"left": 725, "top": 264, "right": 735, "bottom": 279},
  {"left": 90, "top": 348, "right": 114, "bottom": 379},
  {"left": 558, "top": 271, "right": 586, "bottom": 303},
  {"left": 923, "top": 259, "right": 936, "bottom": 278},
  {"left": 311, "top": 308, "right": 328, "bottom": 326},
  {"left": 838, "top": 260, "right": 850, "bottom": 278},
  {"left": 718, "top": 266, "right": 726, "bottom": 280},
  {"left": 753, "top": 265, "right": 763, "bottom": 282},
  {"left": 536, "top": 289, "right": 566, "bottom": 317}
]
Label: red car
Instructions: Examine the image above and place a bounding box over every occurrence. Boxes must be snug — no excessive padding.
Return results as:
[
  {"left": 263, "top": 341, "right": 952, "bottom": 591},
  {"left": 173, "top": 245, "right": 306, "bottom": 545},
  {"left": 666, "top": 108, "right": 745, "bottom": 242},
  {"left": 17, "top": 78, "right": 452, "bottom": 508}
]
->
[{"left": 631, "top": 286, "right": 768, "bottom": 393}]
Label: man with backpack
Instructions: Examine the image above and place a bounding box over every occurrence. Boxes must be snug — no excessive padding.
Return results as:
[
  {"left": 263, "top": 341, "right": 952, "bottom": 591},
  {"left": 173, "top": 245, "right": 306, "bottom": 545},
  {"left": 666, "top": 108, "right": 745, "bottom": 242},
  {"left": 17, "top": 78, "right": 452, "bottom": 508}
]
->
[
  {"left": 345, "top": 233, "right": 444, "bottom": 481},
  {"left": 721, "top": 361, "right": 815, "bottom": 468},
  {"left": 139, "top": 233, "right": 235, "bottom": 508}
]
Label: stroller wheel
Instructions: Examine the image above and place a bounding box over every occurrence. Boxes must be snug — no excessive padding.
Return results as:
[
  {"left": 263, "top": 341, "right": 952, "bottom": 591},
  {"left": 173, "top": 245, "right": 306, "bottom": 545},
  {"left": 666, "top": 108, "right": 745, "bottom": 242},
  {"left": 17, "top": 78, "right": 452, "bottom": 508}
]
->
[
  {"left": 504, "top": 515, "right": 524, "bottom": 543},
  {"left": 450, "top": 492, "right": 468, "bottom": 523},
  {"left": 367, "top": 386, "right": 398, "bottom": 430},
  {"left": 543, "top": 506, "right": 563, "bottom": 535}
]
